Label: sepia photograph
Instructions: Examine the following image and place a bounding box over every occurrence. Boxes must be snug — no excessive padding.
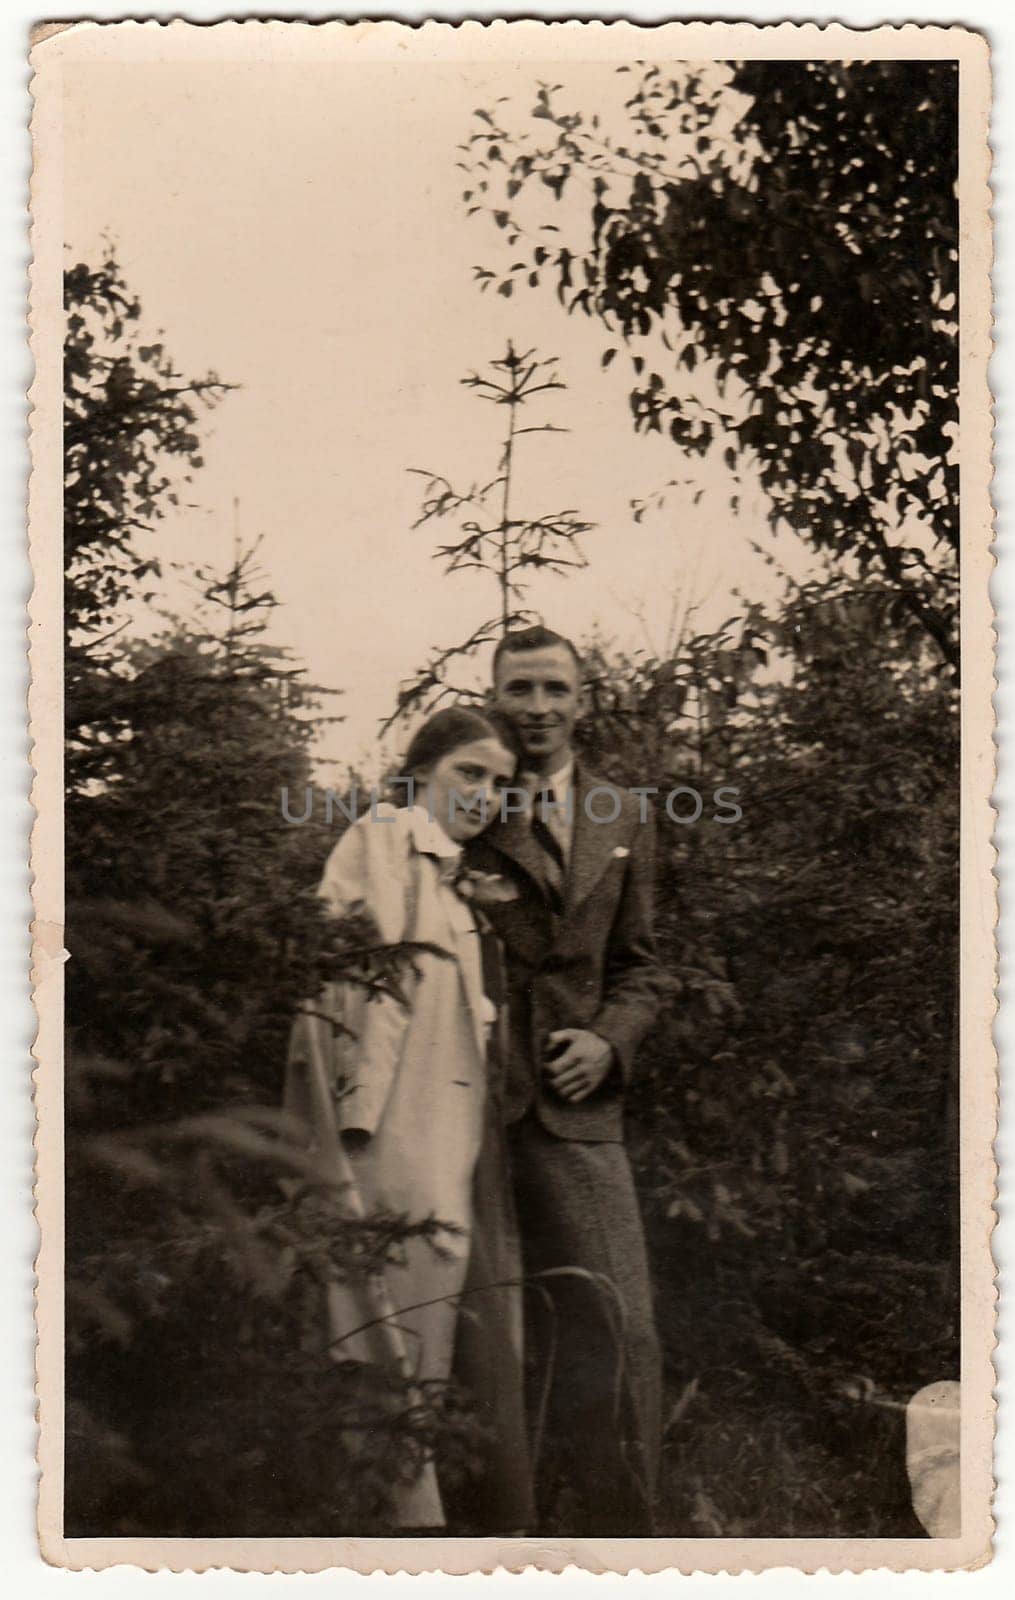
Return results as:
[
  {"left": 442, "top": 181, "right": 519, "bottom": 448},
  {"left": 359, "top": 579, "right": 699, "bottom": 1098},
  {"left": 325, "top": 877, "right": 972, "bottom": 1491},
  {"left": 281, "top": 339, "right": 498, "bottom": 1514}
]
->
[{"left": 28, "top": 17, "right": 994, "bottom": 1574}]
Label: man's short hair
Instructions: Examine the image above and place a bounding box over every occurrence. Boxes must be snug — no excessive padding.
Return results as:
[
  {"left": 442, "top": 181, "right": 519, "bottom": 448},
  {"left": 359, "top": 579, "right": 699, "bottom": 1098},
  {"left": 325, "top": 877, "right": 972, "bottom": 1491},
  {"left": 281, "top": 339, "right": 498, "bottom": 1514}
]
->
[{"left": 492, "top": 625, "right": 582, "bottom": 681}]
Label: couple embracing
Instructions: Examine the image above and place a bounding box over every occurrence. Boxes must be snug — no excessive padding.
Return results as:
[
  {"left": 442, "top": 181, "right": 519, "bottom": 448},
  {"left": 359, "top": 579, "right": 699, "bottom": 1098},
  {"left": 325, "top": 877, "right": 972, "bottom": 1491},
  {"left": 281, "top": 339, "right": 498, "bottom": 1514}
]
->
[{"left": 287, "top": 626, "right": 666, "bottom": 1534}]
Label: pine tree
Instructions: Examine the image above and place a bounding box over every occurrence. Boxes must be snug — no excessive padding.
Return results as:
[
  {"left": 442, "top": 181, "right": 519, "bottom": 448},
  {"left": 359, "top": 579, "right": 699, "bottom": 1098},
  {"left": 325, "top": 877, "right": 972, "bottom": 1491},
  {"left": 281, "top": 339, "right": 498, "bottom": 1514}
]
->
[
  {"left": 391, "top": 341, "right": 594, "bottom": 725},
  {"left": 63, "top": 260, "right": 471, "bottom": 1535}
]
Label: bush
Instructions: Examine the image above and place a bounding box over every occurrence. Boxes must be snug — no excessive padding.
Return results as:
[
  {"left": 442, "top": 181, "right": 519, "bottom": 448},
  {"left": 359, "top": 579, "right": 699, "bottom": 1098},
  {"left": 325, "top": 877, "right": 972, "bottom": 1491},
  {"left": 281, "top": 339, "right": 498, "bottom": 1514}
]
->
[{"left": 578, "top": 577, "right": 957, "bottom": 1533}]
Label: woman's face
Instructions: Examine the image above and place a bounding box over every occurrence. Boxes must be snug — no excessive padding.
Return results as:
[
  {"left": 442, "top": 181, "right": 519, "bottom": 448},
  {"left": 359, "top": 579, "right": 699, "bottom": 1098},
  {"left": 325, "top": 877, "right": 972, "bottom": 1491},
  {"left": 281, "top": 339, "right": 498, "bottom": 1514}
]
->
[{"left": 419, "top": 736, "right": 517, "bottom": 842}]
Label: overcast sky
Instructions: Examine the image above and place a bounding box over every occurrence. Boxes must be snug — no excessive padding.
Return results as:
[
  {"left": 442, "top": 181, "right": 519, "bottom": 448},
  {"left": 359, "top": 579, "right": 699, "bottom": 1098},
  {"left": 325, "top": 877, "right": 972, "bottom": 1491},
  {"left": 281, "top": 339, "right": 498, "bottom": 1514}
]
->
[{"left": 63, "top": 56, "right": 806, "bottom": 777}]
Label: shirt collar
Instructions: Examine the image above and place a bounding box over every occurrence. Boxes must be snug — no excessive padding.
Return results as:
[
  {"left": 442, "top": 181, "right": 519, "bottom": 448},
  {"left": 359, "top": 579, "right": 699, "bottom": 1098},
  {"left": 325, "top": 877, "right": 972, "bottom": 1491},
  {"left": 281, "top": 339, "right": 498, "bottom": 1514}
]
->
[{"left": 541, "top": 753, "right": 574, "bottom": 799}]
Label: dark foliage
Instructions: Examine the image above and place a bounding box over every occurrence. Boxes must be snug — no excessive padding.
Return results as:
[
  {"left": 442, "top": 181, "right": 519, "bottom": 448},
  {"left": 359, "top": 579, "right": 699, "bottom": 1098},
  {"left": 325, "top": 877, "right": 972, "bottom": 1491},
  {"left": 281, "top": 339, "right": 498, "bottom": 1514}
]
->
[
  {"left": 462, "top": 60, "right": 959, "bottom": 667},
  {"left": 62, "top": 260, "right": 476, "bottom": 1535},
  {"left": 457, "top": 68, "right": 961, "bottom": 1523},
  {"left": 63, "top": 255, "right": 233, "bottom": 799},
  {"left": 576, "top": 578, "right": 957, "bottom": 1533}
]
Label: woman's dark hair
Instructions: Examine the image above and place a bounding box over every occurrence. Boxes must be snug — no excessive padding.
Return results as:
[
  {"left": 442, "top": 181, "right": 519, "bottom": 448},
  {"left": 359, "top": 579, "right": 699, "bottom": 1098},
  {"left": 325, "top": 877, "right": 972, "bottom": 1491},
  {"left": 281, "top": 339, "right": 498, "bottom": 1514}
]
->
[{"left": 402, "top": 703, "right": 523, "bottom": 778}]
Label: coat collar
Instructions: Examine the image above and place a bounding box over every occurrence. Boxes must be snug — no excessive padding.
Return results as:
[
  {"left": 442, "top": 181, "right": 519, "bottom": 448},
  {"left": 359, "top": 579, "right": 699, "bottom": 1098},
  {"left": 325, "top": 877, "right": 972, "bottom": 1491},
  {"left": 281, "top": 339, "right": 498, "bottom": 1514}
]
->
[{"left": 404, "top": 804, "right": 462, "bottom": 868}]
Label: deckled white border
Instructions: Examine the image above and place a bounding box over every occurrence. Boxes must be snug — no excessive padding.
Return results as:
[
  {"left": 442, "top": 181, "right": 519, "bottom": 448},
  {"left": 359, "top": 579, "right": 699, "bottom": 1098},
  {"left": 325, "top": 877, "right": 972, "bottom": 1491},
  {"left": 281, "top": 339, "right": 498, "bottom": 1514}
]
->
[{"left": 15, "top": 3, "right": 998, "bottom": 1587}]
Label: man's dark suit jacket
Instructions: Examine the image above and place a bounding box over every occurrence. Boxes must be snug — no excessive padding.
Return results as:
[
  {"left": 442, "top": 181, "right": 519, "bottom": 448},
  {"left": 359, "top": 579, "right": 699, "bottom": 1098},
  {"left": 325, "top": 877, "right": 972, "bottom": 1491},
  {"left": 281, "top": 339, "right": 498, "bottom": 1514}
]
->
[{"left": 465, "top": 763, "right": 664, "bottom": 1143}]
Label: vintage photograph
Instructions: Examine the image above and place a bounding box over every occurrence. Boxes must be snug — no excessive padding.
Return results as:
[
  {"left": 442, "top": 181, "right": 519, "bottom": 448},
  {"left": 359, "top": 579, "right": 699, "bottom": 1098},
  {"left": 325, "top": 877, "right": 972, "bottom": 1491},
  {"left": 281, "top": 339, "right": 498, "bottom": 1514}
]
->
[{"left": 29, "top": 18, "right": 994, "bottom": 1574}]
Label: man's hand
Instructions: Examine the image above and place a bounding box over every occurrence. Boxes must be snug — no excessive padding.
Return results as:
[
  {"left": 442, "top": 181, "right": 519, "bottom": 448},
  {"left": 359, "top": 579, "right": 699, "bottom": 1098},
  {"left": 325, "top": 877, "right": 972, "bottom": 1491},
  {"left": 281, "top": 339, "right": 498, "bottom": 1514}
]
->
[{"left": 543, "top": 1029, "right": 615, "bottom": 1103}]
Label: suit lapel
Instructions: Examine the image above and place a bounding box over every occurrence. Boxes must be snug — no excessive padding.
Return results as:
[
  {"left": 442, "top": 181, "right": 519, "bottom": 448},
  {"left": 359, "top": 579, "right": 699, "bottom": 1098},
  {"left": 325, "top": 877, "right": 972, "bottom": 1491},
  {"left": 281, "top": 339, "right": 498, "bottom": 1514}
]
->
[
  {"left": 482, "top": 808, "right": 556, "bottom": 906},
  {"left": 566, "top": 765, "right": 628, "bottom": 911},
  {"left": 482, "top": 767, "right": 626, "bottom": 912}
]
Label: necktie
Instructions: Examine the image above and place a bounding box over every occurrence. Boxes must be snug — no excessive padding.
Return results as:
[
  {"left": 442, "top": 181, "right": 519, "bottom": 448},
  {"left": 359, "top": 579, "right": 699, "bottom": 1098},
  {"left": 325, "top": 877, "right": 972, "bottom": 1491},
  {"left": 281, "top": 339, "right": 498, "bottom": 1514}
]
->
[{"left": 530, "top": 786, "right": 566, "bottom": 911}]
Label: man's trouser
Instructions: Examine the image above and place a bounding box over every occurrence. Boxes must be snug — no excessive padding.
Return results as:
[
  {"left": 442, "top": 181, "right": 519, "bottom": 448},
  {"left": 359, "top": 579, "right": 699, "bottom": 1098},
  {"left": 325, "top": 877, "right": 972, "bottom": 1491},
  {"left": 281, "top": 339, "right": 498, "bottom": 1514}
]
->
[{"left": 508, "top": 1113, "right": 662, "bottom": 1534}]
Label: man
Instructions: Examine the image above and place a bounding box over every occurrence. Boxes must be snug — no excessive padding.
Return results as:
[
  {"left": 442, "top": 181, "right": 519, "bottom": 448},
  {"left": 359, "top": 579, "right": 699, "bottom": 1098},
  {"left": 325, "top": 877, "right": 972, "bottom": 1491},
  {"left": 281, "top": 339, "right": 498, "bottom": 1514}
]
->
[{"left": 465, "top": 624, "right": 665, "bottom": 1533}]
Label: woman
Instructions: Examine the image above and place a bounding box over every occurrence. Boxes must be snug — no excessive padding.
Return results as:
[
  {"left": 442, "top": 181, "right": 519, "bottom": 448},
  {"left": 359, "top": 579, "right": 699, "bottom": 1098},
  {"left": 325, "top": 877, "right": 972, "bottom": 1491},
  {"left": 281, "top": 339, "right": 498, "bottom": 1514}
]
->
[{"left": 285, "top": 706, "right": 533, "bottom": 1533}]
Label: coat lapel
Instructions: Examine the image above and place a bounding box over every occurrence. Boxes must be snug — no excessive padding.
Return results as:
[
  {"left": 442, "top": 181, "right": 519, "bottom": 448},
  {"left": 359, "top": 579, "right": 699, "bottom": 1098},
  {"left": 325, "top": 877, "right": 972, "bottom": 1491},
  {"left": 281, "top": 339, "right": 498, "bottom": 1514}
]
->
[
  {"left": 566, "top": 766, "right": 628, "bottom": 911},
  {"left": 457, "top": 921, "right": 493, "bottom": 1063},
  {"left": 406, "top": 809, "right": 489, "bottom": 1061}
]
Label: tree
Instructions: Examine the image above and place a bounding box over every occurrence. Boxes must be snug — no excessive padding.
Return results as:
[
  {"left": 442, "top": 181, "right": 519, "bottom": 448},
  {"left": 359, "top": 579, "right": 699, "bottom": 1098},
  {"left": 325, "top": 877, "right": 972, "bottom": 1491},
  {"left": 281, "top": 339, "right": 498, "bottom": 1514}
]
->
[
  {"left": 391, "top": 341, "right": 594, "bottom": 725},
  {"left": 574, "top": 576, "right": 958, "bottom": 1534},
  {"left": 63, "top": 253, "right": 233, "bottom": 798},
  {"left": 66, "top": 542, "right": 339, "bottom": 1108},
  {"left": 62, "top": 263, "right": 477, "bottom": 1534},
  {"left": 460, "top": 61, "right": 959, "bottom": 668},
  {"left": 64, "top": 546, "right": 476, "bottom": 1534}
]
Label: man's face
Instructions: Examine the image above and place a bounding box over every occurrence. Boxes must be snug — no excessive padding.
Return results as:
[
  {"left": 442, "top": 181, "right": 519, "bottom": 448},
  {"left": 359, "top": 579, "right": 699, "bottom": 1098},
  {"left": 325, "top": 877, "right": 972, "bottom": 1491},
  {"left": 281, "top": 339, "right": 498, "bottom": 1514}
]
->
[{"left": 492, "top": 644, "right": 581, "bottom": 773}]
